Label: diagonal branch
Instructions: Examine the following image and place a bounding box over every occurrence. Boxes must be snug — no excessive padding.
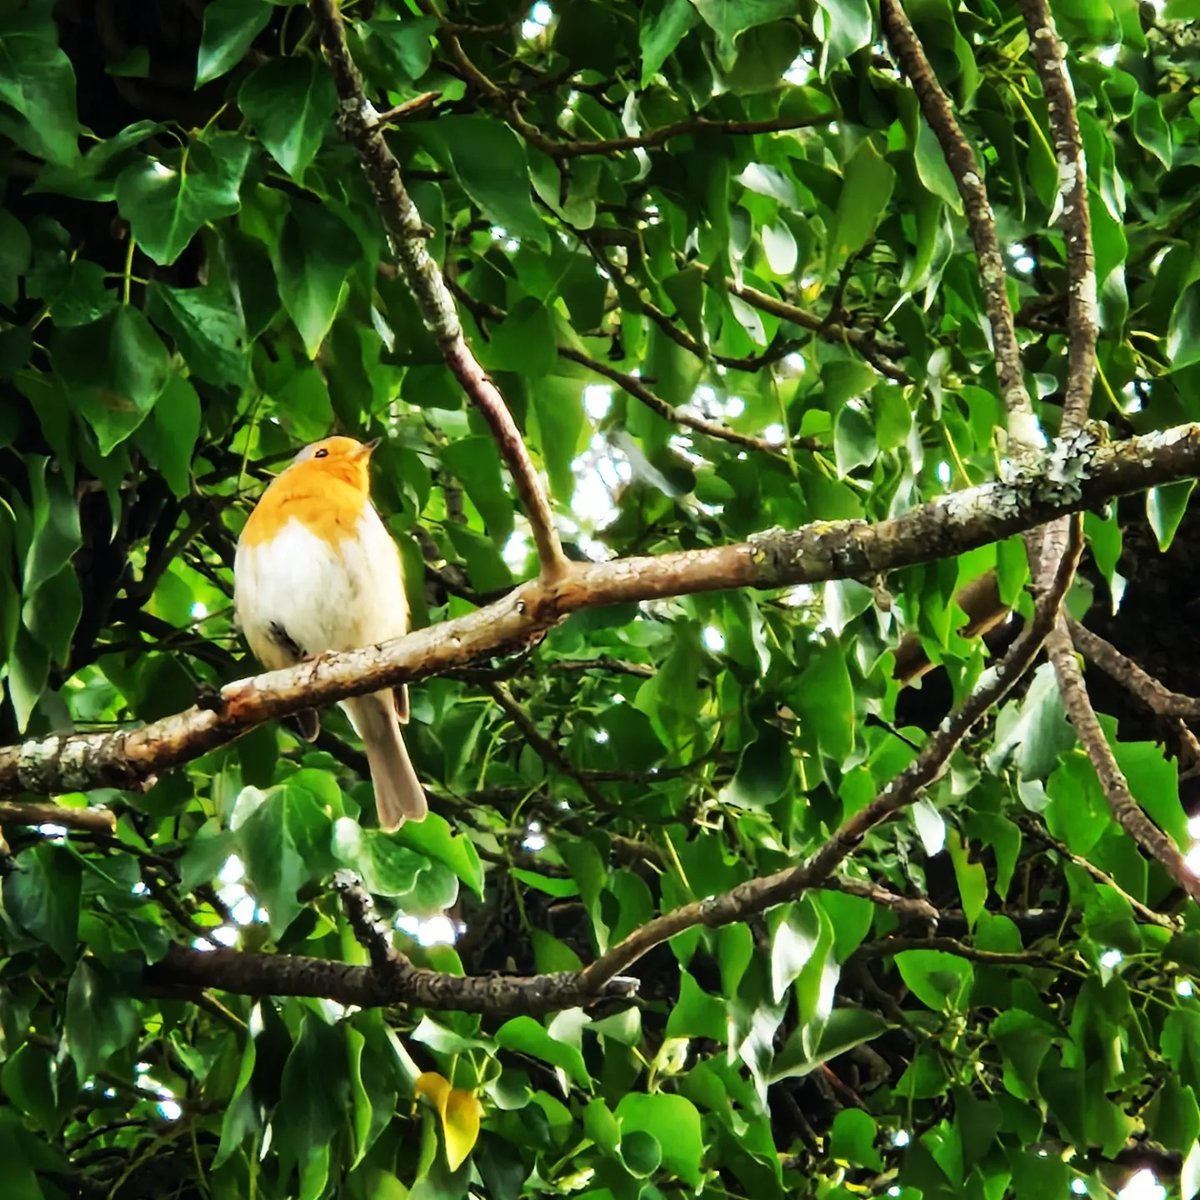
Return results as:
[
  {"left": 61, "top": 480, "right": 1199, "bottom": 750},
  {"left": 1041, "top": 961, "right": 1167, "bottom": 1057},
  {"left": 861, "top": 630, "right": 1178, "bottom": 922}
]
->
[
  {"left": 1046, "top": 623, "right": 1200, "bottom": 902},
  {"left": 1010, "top": 0, "right": 1184, "bottom": 905},
  {"left": 575, "top": 520, "right": 1082, "bottom": 991},
  {"left": 1017, "top": 0, "right": 1098, "bottom": 433},
  {"left": 1068, "top": 618, "right": 1200, "bottom": 719},
  {"left": 307, "top": 0, "right": 568, "bottom": 582},
  {"left": 879, "top": 0, "right": 1037, "bottom": 441},
  {"left": 3, "top": 423, "right": 1199, "bottom": 798}
]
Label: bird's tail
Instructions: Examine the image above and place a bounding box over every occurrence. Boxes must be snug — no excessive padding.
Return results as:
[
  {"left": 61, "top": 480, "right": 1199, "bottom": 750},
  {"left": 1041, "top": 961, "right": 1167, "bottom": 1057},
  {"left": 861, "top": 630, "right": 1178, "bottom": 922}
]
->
[{"left": 341, "top": 692, "right": 428, "bottom": 830}]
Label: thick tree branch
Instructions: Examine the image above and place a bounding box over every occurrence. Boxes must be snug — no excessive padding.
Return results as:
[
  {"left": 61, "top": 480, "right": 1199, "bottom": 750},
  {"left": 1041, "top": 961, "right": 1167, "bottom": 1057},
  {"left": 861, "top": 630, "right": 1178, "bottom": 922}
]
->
[
  {"left": 3, "top": 424, "right": 1200, "bottom": 798},
  {"left": 879, "top": 0, "right": 1036, "bottom": 438},
  {"left": 307, "top": 0, "right": 567, "bottom": 581},
  {"left": 144, "top": 941, "right": 638, "bottom": 1016}
]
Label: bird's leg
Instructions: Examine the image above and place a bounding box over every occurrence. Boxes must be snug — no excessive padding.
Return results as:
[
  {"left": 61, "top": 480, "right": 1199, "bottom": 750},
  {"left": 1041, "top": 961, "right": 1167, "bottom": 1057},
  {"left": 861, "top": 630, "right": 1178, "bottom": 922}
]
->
[{"left": 268, "top": 622, "right": 321, "bottom": 741}]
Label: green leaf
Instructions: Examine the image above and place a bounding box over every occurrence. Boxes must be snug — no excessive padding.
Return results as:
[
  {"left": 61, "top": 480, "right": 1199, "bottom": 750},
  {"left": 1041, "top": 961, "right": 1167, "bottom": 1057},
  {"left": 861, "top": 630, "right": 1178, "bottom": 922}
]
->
[
  {"left": 615, "top": 1093, "right": 703, "bottom": 1186},
  {"left": 0, "top": 4, "right": 79, "bottom": 165},
  {"left": 1, "top": 1043, "right": 58, "bottom": 1134},
  {"left": 22, "top": 455, "right": 79, "bottom": 594},
  {"left": 134, "top": 374, "right": 201, "bottom": 498},
  {"left": 495, "top": 1016, "right": 590, "bottom": 1088},
  {"left": 236, "top": 784, "right": 334, "bottom": 938},
  {"left": 896, "top": 949, "right": 973, "bottom": 1012},
  {"left": 792, "top": 639, "right": 856, "bottom": 763},
  {"left": 364, "top": 16, "right": 438, "bottom": 81},
  {"left": 64, "top": 958, "right": 139, "bottom": 1081},
  {"left": 2, "top": 843, "right": 80, "bottom": 963},
  {"left": 333, "top": 820, "right": 453, "bottom": 913},
  {"left": 146, "top": 281, "right": 249, "bottom": 389},
  {"left": 411, "top": 117, "right": 549, "bottom": 250},
  {"left": 442, "top": 435, "right": 516, "bottom": 545},
  {"left": 388, "top": 810, "right": 484, "bottom": 897},
  {"left": 0, "top": 209, "right": 31, "bottom": 307},
  {"left": 691, "top": 0, "right": 796, "bottom": 68},
  {"left": 666, "top": 972, "right": 727, "bottom": 1040},
  {"left": 482, "top": 298, "right": 557, "bottom": 377},
  {"left": 215, "top": 1033, "right": 258, "bottom": 1168},
  {"left": 1147, "top": 480, "right": 1195, "bottom": 551},
  {"left": 828, "top": 138, "right": 895, "bottom": 272},
  {"left": 116, "top": 131, "right": 251, "bottom": 266},
  {"left": 1131, "top": 94, "right": 1172, "bottom": 168},
  {"left": 811, "top": 0, "right": 873, "bottom": 75},
  {"left": 196, "top": 0, "right": 272, "bottom": 87},
  {"left": 830, "top": 1108, "right": 883, "bottom": 1169},
  {"left": 48, "top": 306, "right": 172, "bottom": 456},
  {"left": 273, "top": 199, "right": 362, "bottom": 357},
  {"left": 771, "top": 1007, "right": 890, "bottom": 1080},
  {"left": 239, "top": 57, "right": 335, "bottom": 180},
  {"left": 1168, "top": 283, "right": 1200, "bottom": 370},
  {"left": 833, "top": 402, "right": 877, "bottom": 476},
  {"left": 770, "top": 901, "right": 819, "bottom": 1005},
  {"left": 532, "top": 377, "right": 587, "bottom": 504},
  {"left": 640, "top": 0, "right": 700, "bottom": 83},
  {"left": 273, "top": 1016, "right": 351, "bottom": 1183},
  {"left": 946, "top": 828, "right": 987, "bottom": 931}
]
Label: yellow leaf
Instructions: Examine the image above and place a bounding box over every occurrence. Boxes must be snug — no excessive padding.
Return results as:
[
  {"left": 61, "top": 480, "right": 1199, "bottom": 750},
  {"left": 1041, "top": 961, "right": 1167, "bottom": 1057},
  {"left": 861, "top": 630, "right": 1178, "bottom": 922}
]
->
[
  {"left": 442, "top": 1087, "right": 482, "bottom": 1171},
  {"left": 413, "top": 1071, "right": 481, "bottom": 1171},
  {"left": 414, "top": 1071, "right": 451, "bottom": 1109}
]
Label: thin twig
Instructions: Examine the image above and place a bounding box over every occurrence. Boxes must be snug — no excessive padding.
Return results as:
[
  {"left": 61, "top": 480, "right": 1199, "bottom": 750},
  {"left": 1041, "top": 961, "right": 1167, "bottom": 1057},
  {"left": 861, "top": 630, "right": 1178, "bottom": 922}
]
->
[
  {"left": 1018, "top": 817, "right": 1180, "bottom": 928},
  {"left": 558, "top": 345, "right": 814, "bottom": 454},
  {"left": 1017, "top": 0, "right": 1097, "bottom": 432},
  {"left": 725, "top": 280, "right": 913, "bottom": 385},
  {"left": 823, "top": 877, "right": 939, "bottom": 920},
  {"left": 333, "top": 871, "right": 405, "bottom": 968},
  {"left": 483, "top": 680, "right": 606, "bottom": 806},
  {"left": 851, "top": 935, "right": 1050, "bottom": 965}
]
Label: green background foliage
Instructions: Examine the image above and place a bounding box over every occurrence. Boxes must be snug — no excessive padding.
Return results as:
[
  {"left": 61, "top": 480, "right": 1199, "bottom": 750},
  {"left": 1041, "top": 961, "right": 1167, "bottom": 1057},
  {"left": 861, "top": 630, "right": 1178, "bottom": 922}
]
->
[{"left": 1, "top": 0, "right": 1200, "bottom": 1196}]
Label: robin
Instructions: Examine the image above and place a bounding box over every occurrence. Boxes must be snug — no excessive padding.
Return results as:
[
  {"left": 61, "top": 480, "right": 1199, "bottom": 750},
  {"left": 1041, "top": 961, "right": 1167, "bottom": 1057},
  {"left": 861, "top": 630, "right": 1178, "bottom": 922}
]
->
[{"left": 233, "top": 435, "right": 427, "bottom": 829}]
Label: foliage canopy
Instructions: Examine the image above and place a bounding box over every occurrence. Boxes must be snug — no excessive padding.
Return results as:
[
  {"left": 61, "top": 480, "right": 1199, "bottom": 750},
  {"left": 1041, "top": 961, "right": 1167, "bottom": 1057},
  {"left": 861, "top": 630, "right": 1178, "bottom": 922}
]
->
[{"left": 2, "top": 0, "right": 1200, "bottom": 1197}]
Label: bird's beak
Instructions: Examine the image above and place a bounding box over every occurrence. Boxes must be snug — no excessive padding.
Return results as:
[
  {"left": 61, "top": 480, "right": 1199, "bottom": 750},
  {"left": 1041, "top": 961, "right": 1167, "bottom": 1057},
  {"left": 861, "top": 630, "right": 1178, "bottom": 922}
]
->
[{"left": 360, "top": 438, "right": 382, "bottom": 458}]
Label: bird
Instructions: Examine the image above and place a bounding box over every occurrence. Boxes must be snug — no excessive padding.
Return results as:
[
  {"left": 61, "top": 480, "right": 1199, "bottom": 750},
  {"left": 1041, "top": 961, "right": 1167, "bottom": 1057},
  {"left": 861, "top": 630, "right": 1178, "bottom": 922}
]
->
[{"left": 233, "top": 435, "right": 427, "bottom": 829}]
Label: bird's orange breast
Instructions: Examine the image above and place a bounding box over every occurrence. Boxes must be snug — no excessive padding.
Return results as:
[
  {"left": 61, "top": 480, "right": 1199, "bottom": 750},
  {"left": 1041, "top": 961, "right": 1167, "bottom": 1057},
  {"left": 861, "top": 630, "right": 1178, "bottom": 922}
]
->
[{"left": 240, "top": 467, "right": 371, "bottom": 551}]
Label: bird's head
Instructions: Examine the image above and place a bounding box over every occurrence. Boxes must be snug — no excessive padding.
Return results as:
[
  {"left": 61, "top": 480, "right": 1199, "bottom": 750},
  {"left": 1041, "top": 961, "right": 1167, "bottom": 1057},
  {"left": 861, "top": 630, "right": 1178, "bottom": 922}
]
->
[{"left": 288, "top": 436, "right": 380, "bottom": 492}]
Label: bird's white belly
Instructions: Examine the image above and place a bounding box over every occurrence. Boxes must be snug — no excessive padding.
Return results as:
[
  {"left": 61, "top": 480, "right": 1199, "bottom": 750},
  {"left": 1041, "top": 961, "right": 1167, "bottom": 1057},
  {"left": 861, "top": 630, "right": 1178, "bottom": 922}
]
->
[{"left": 235, "top": 514, "right": 407, "bottom": 667}]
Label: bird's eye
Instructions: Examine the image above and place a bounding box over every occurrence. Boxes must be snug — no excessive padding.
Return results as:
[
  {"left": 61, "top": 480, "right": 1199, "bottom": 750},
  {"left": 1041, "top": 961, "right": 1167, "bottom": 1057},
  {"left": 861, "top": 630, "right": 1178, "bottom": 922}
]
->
[{"left": 313, "top": 448, "right": 329, "bottom": 459}]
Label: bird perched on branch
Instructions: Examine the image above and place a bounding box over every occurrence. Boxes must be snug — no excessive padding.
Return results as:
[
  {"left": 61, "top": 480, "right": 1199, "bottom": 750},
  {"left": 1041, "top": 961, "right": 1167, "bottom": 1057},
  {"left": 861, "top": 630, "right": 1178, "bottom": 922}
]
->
[{"left": 234, "top": 435, "right": 427, "bottom": 829}]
